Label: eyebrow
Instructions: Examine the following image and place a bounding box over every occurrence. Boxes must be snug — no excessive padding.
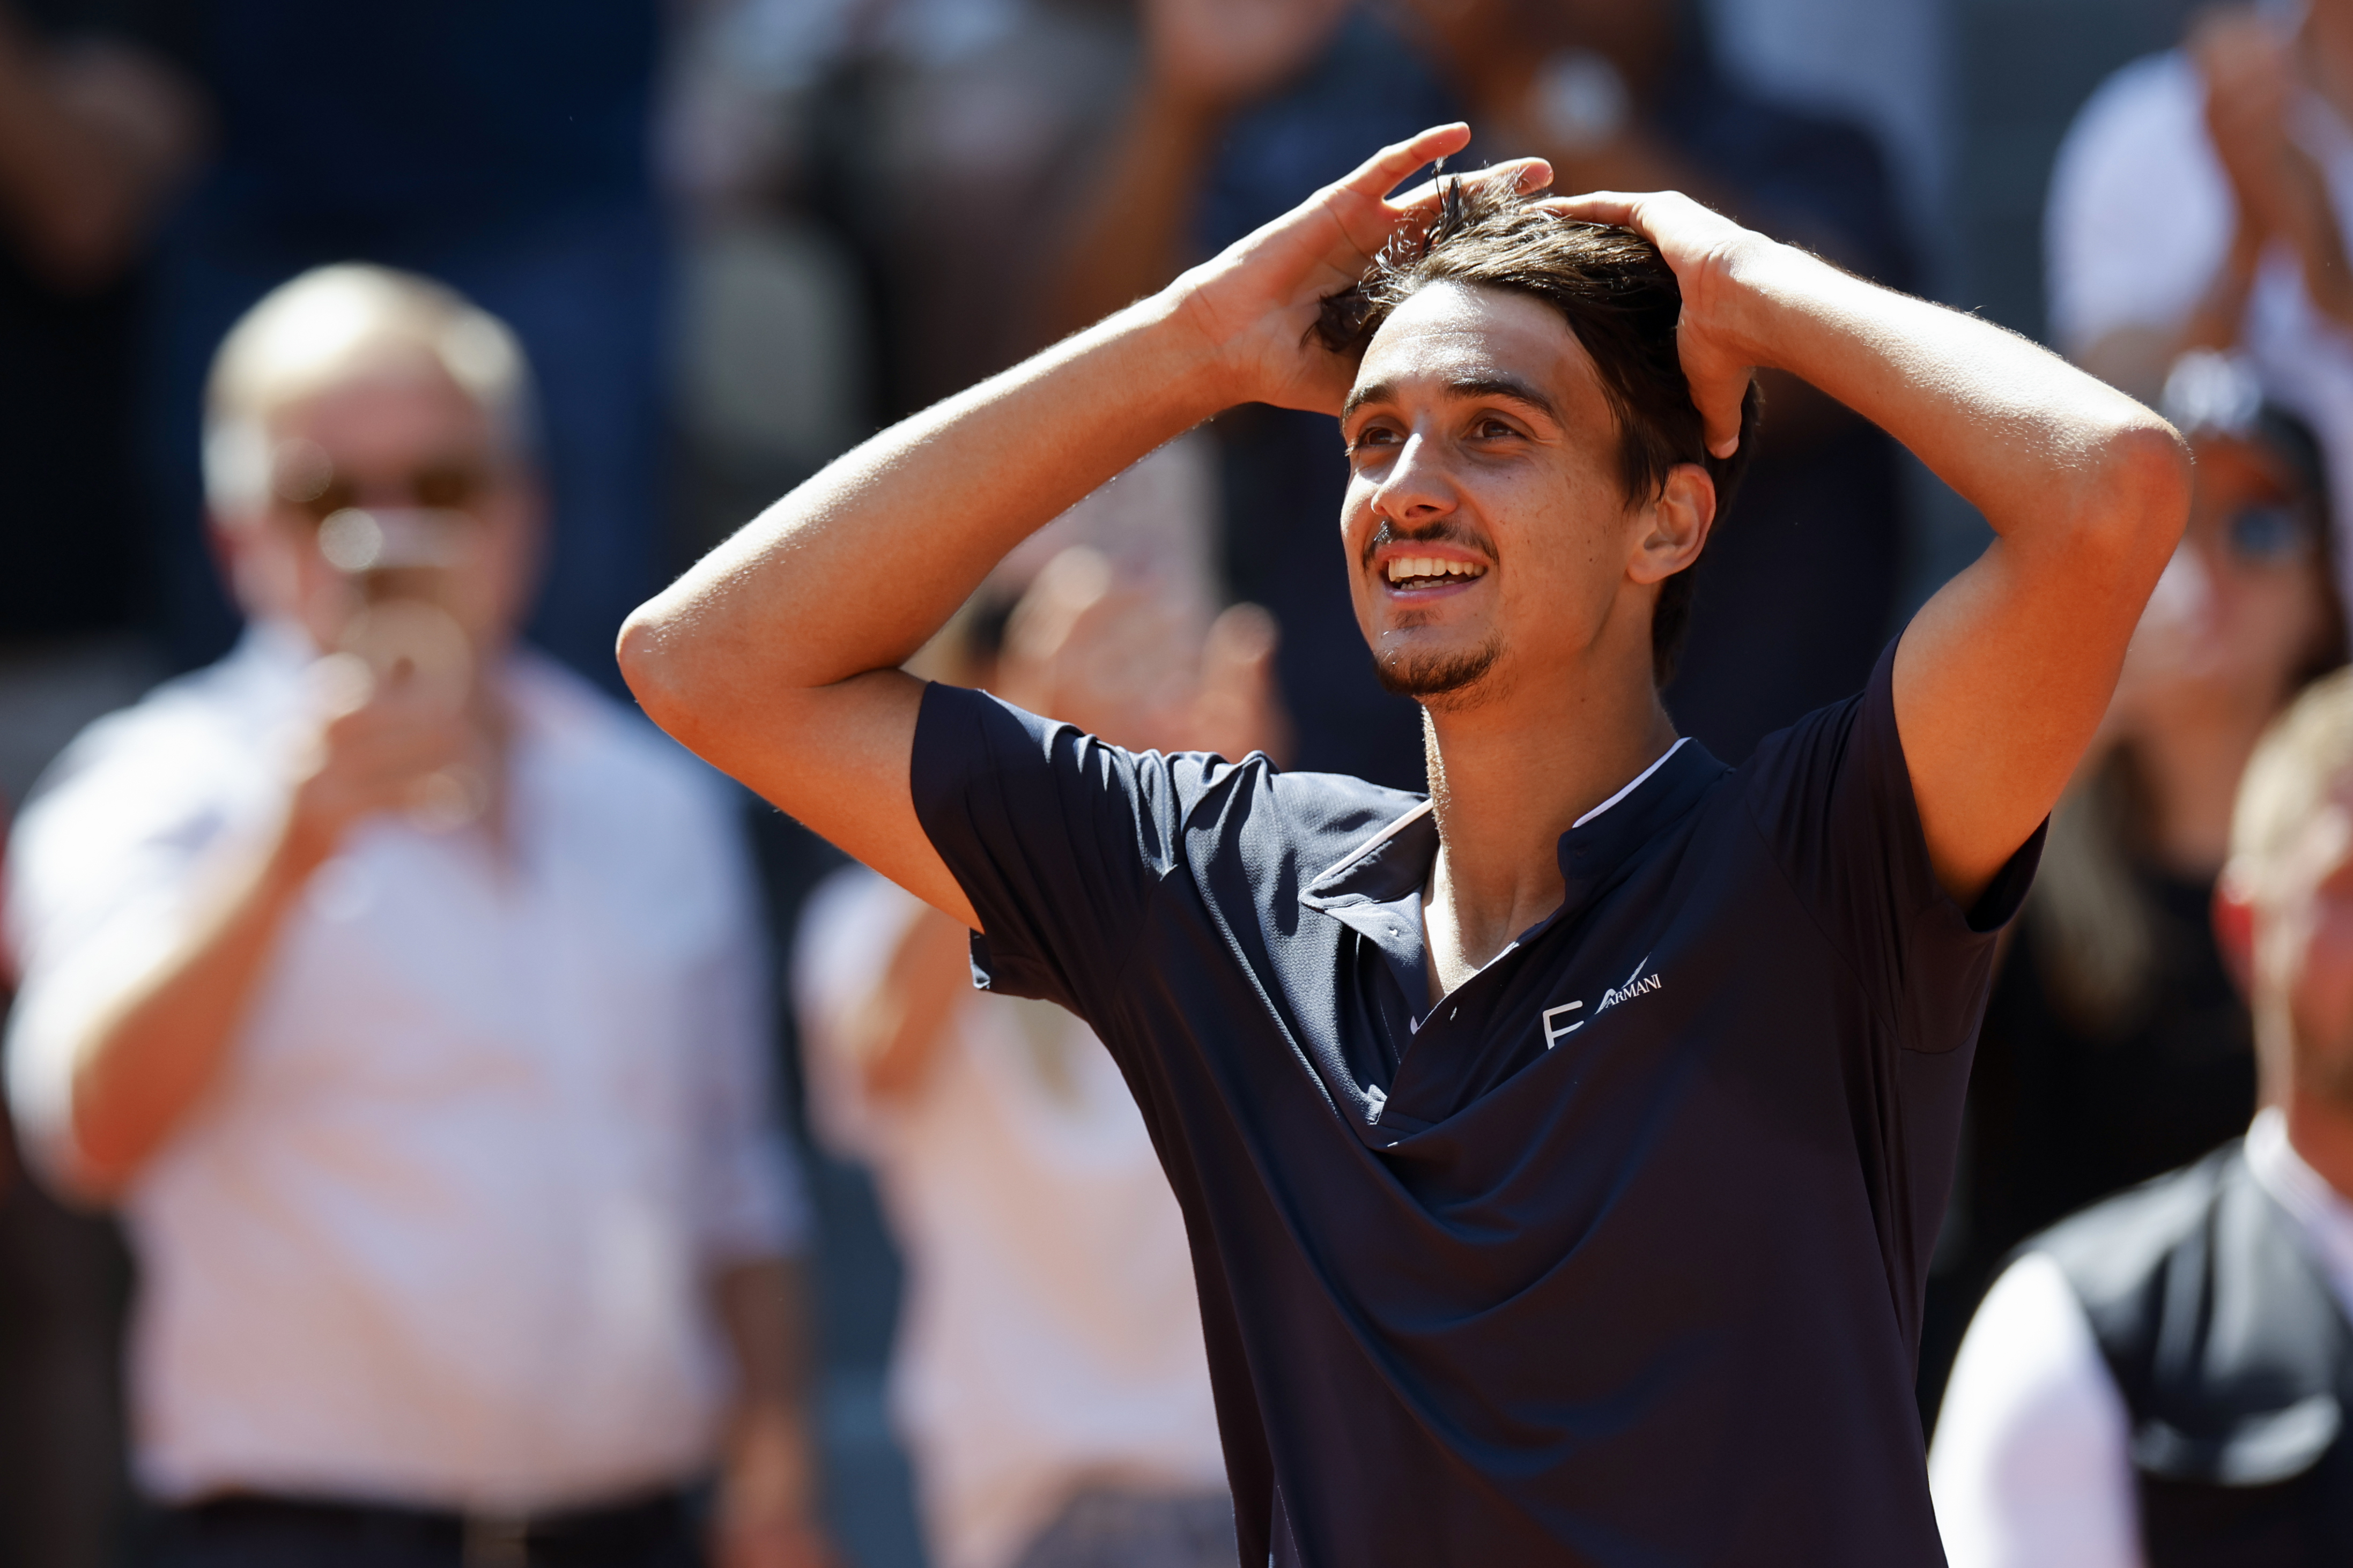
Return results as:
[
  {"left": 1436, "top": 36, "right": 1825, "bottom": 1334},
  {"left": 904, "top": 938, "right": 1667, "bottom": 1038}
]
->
[{"left": 1341, "top": 375, "right": 1563, "bottom": 425}]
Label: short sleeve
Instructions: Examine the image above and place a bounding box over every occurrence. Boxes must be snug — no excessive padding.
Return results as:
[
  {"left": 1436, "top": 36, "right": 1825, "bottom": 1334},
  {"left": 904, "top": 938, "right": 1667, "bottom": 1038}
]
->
[
  {"left": 4, "top": 716, "right": 247, "bottom": 1195},
  {"left": 909, "top": 682, "right": 1185, "bottom": 1021},
  {"left": 2045, "top": 50, "right": 2234, "bottom": 355},
  {"left": 1741, "top": 638, "right": 2045, "bottom": 1057}
]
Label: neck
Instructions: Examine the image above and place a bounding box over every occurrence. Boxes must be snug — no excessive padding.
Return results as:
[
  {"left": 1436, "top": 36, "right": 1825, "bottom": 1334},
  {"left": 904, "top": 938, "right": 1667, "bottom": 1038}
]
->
[
  {"left": 1422, "top": 651, "right": 1677, "bottom": 972},
  {"left": 2128, "top": 699, "right": 2276, "bottom": 880}
]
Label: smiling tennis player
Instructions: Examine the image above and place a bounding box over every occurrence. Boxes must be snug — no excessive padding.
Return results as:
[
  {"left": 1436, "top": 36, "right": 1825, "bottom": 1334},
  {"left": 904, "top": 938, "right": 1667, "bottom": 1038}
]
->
[{"left": 620, "top": 126, "right": 2189, "bottom": 1565}]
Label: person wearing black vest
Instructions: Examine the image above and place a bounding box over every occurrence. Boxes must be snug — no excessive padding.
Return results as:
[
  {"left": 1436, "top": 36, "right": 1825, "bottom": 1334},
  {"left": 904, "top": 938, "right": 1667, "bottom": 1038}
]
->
[
  {"left": 620, "top": 128, "right": 2189, "bottom": 1563},
  {"left": 1933, "top": 668, "right": 2353, "bottom": 1566}
]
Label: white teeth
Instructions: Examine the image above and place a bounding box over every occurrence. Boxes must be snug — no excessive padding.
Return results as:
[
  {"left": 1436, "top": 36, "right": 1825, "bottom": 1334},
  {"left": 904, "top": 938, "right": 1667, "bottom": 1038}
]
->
[{"left": 1386, "top": 556, "right": 1485, "bottom": 583}]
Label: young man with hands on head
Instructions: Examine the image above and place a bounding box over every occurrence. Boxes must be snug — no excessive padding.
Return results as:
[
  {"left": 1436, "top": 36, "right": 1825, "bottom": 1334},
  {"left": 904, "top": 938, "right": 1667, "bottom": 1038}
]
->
[{"left": 623, "top": 125, "right": 2191, "bottom": 1564}]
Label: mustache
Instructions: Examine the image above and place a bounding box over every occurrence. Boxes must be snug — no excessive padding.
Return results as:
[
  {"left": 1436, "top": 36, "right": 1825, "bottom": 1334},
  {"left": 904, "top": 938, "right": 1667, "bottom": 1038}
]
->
[{"left": 1359, "top": 517, "right": 1493, "bottom": 573}]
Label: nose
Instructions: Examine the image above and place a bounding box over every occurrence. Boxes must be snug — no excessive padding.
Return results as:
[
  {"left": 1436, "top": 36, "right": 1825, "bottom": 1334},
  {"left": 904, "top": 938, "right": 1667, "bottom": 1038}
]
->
[{"left": 1368, "top": 431, "right": 1459, "bottom": 532}]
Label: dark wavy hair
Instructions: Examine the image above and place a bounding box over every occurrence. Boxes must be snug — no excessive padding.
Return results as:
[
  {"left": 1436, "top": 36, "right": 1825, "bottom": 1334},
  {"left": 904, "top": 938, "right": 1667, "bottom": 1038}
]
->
[{"left": 1314, "top": 177, "right": 1763, "bottom": 685}]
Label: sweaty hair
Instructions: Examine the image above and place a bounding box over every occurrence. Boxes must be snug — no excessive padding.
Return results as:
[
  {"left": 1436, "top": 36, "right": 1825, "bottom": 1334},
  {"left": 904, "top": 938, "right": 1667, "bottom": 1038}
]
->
[{"left": 1315, "top": 177, "right": 1762, "bottom": 685}]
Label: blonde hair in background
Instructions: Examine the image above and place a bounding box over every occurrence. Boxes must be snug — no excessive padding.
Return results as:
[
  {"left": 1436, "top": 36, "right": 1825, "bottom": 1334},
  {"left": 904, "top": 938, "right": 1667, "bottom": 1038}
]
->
[
  {"left": 202, "top": 263, "right": 535, "bottom": 520},
  {"left": 2232, "top": 666, "right": 2353, "bottom": 889}
]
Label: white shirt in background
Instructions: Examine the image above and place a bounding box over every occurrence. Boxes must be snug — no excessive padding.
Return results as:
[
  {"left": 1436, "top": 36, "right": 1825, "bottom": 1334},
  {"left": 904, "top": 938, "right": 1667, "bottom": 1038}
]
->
[
  {"left": 795, "top": 868, "right": 1225, "bottom": 1568},
  {"left": 3, "top": 625, "right": 808, "bottom": 1513},
  {"left": 2046, "top": 46, "right": 2353, "bottom": 614},
  {"left": 1930, "top": 1109, "right": 2353, "bottom": 1568}
]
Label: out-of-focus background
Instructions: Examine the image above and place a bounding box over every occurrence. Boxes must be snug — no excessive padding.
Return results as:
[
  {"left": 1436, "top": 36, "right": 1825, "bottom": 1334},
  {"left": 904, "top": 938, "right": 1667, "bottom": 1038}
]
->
[{"left": 0, "top": 0, "right": 2280, "bottom": 1563}]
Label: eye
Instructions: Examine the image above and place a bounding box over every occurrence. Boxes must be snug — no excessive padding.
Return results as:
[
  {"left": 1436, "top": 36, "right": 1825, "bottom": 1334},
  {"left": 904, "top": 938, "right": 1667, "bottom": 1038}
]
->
[
  {"left": 1349, "top": 422, "right": 1401, "bottom": 453},
  {"left": 2225, "top": 503, "right": 2314, "bottom": 566},
  {"left": 1472, "top": 415, "right": 1521, "bottom": 440}
]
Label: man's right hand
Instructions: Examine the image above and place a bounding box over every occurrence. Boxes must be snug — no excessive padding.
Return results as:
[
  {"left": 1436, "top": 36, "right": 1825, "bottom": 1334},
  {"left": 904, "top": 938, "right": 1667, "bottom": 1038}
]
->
[
  {"left": 624, "top": 131, "right": 1541, "bottom": 929},
  {"left": 280, "top": 656, "right": 471, "bottom": 872},
  {"left": 1171, "top": 124, "right": 1551, "bottom": 414}
]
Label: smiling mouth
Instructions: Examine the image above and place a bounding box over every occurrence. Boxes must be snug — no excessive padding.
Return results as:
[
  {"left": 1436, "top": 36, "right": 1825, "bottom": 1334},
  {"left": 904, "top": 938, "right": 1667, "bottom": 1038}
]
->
[{"left": 1383, "top": 556, "right": 1488, "bottom": 590}]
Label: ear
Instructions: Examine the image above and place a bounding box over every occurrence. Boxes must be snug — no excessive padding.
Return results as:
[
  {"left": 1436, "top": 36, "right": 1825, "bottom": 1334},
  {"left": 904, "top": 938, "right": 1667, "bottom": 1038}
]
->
[
  {"left": 1627, "top": 463, "right": 1716, "bottom": 586},
  {"left": 2214, "top": 859, "right": 2258, "bottom": 1001}
]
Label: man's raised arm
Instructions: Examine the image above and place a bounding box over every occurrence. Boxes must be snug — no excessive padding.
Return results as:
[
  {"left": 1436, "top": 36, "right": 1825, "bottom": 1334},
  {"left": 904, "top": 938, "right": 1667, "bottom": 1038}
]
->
[
  {"left": 619, "top": 127, "right": 1542, "bottom": 920},
  {"left": 1557, "top": 191, "right": 2193, "bottom": 909}
]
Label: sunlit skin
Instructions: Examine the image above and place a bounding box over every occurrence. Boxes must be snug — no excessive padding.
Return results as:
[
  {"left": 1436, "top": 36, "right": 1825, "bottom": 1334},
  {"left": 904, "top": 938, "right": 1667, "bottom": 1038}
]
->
[
  {"left": 1338, "top": 283, "right": 1712, "bottom": 713},
  {"left": 1334, "top": 284, "right": 1717, "bottom": 989},
  {"left": 618, "top": 123, "right": 2187, "bottom": 1061}
]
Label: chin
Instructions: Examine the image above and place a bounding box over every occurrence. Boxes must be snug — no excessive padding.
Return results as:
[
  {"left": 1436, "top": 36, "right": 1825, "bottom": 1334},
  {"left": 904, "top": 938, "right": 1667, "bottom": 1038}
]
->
[{"left": 1371, "top": 634, "right": 1505, "bottom": 708}]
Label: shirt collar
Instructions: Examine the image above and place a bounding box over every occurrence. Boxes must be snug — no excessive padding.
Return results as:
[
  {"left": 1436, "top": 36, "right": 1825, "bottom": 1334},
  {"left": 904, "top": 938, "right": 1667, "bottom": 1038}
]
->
[
  {"left": 1299, "top": 735, "right": 1720, "bottom": 915},
  {"left": 1298, "top": 737, "right": 1725, "bottom": 1022},
  {"left": 2247, "top": 1107, "right": 2353, "bottom": 1317}
]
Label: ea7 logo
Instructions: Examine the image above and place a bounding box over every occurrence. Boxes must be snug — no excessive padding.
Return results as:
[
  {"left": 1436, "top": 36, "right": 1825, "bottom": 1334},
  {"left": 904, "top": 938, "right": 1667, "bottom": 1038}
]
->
[
  {"left": 1543, "top": 955, "right": 1666, "bottom": 1049},
  {"left": 1596, "top": 954, "right": 1664, "bottom": 1014}
]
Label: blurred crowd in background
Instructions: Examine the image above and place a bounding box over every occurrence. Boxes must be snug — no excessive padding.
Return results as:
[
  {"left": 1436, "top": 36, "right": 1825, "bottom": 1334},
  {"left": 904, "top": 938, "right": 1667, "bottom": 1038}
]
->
[{"left": 0, "top": 0, "right": 2338, "bottom": 1564}]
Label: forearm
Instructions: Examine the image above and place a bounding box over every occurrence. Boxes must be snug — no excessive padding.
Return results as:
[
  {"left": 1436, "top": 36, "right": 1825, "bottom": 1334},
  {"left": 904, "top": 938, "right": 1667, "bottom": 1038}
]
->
[
  {"left": 713, "top": 1257, "right": 820, "bottom": 1513},
  {"left": 716, "top": 1255, "right": 812, "bottom": 1413},
  {"left": 847, "top": 904, "right": 974, "bottom": 1101},
  {"left": 1722, "top": 242, "right": 2183, "bottom": 553},
  {"left": 69, "top": 814, "right": 319, "bottom": 1193},
  {"left": 621, "top": 294, "right": 1224, "bottom": 734}
]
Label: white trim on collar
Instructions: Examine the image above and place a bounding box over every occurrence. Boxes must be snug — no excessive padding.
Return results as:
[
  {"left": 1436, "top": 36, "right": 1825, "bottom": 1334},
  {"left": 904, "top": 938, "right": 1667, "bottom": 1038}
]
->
[
  {"left": 1308, "top": 738, "right": 1690, "bottom": 893},
  {"left": 1308, "top": 798, "right": 1436, "bottom": 890},
  {"left": 1572, "top": 737, "right": 1691, "bottom": 830},
  {"left": 2246, "top": 1106, "right": 2353, "bottom": 1320}
]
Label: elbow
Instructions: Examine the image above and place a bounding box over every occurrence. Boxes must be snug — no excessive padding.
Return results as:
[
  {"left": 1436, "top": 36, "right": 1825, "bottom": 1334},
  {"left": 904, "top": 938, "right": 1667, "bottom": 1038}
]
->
[
  {"left": 615, "top": 598, "right": 704, "bottom": 744},
  {"left": 2075, "top": 414, "right": 2193, "bottom": 577}
]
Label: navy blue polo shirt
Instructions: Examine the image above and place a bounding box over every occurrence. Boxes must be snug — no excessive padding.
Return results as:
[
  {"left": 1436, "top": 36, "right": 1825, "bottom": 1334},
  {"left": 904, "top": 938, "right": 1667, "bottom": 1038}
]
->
[{"left": 911, "top": 638, "right": 2040, "bottom": 1566}]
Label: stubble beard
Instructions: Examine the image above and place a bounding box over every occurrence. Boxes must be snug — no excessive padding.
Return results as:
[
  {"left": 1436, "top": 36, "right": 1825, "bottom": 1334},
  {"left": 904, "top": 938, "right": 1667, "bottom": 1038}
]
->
[{"left": 1372, "top": 634, "right": 1506, "bottom": 711}]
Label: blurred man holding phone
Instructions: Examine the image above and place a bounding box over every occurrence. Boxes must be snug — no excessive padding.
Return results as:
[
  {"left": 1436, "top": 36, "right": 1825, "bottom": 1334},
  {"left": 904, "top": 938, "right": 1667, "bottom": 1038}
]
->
[{"left": 4, "top": 266, "right": 828, "bottom": 1568}]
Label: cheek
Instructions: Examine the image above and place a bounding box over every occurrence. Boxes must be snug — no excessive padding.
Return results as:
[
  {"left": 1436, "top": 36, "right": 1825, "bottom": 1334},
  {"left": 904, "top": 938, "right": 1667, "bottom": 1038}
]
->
[{"left": 2289, "top": 894, "right": 2353, "bottom": 1052}]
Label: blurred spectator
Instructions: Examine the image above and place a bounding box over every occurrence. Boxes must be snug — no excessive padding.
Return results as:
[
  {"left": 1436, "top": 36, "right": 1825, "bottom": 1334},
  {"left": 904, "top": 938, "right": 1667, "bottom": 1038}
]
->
[
  {"left": 1929, "top": 666, "right": 2353, "bottom": 1567},
  {"left": 1918, "top": 352, "right": 2345, "bottom": 1420},
  {"left": 795, "top": 459, "right": 1281, "bottom": 1568},
  {"left": 2, "top": 267, "right": 827, "bottom": 1567},
  {"left": 1044, "top": 0, "right": 1914, "bottom": 784},
  {"left": 128, "top": 0, "right": 670, "bottom": 691},
  {"left": 2048, "top": 1, "right": 2353, "bottom": 619}
]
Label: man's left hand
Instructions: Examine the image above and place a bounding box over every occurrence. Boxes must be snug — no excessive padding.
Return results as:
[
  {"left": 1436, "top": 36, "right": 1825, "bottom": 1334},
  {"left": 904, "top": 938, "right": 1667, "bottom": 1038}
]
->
[{"left": 1548, "top": 190, "right": 1769, "bottom": 458}]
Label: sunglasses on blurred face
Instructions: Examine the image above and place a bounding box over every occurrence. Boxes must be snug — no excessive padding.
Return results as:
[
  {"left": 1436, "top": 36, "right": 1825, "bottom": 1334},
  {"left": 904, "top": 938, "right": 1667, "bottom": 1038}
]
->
[
  {"left": 269, "top": 441, "right": 502, "bottom": 575},
  {"left": 2217, "top": 501, "right": 2320, "bottom": 569},
  {"left": 273, "top": 456, "right": 495, "bottom": 524}
]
